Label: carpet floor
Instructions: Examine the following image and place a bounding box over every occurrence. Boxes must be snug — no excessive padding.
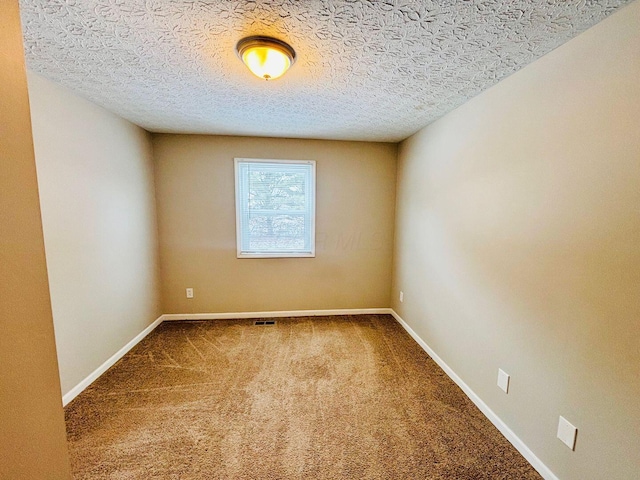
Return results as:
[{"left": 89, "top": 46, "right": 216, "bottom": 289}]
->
[{"left": 65, "top": 315, "right": 542, "bottom": 479}]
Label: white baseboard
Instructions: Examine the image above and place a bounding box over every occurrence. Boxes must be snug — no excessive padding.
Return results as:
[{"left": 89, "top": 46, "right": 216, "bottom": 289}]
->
[
  {"left": 62, "top": 316, "right": 163, "bottom": 406},
  {"left": 161, "top": 308, "right": 392, "bottom": 321},
  {"left": 389, "top": 310, "right": 558, "bottom": 480}
]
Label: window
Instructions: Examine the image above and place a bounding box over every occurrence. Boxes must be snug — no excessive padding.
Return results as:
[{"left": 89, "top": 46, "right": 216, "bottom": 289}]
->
[{"left": 234, "top": 158, "right": 316, "bottom": 258}]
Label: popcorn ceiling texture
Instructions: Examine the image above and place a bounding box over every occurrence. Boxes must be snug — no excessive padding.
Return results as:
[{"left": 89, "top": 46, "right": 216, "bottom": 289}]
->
[{"left": 20, "top": 0, "right": 630, "bottom": 142}]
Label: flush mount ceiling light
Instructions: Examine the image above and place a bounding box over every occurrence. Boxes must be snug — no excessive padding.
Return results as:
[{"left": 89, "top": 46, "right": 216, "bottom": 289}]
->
[{"left": 236, "top": 36, "right": 296, "bottom": 81}]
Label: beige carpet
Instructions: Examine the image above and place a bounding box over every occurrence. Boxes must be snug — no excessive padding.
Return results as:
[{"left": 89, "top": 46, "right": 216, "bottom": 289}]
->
[{"left": 65, "top": 315, "right": 542, "bottom": 479}]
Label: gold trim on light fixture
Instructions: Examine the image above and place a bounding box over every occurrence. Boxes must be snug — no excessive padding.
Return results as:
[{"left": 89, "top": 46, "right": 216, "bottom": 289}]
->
[{"left": 236, "top": 36, "right": 296, "bottom": 80}]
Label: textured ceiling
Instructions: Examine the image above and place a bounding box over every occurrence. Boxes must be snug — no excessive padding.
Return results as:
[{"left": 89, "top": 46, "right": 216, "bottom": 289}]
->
[{"left": 20, "top": 0, "right": 631, "bottom": 142}]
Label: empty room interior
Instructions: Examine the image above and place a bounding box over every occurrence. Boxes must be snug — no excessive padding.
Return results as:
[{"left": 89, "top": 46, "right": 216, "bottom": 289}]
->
[{"left": 2, "top": 1, "right": 639, "bottom": 479}]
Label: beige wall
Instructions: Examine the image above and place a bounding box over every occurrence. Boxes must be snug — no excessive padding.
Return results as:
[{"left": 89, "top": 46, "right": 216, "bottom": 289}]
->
[
  {"left": 392, "top": 3, "right": 640, "bottom": 479},
  {"left": 0, "top": 2, "right": 72, "bottom": 478},
  {"left": 28, "top": 73, "right": 162, "bottom": 396},
  {"left": 154, "top": 135, "right": 396, "bottom": 314}
]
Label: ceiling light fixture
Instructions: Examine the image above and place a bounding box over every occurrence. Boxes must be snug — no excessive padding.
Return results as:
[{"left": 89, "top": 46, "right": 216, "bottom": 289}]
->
[{"left": 236, "top": 36, "right": 296, "bottom": 81}]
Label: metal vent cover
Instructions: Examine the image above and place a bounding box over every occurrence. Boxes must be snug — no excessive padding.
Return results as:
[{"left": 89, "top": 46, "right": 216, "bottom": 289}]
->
[{"left": 254, "top": 320, "right": 276, "bottom": 326}]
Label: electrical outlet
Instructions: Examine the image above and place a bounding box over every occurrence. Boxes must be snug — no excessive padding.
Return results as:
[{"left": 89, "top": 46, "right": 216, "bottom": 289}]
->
[
  {"left": 186, "top": 288, "right": 194, "bottom": 299},
  {"left": 557, "top": 416, "right": 578, "bottom": 450},
  {"left": 399, "top": 291, "right": 404, "bottom": 303},
  {"left": 497, "top": 368, "right": 510, "bottom": 393}
]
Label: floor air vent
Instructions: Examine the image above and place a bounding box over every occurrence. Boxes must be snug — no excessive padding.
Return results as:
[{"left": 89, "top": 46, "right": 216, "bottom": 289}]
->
[{"left": 254, "top": 320, "right": 276, "bottom": 326}]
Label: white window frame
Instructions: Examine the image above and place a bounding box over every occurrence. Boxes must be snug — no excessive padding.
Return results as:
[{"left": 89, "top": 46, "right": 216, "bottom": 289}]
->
[{"left": 234, "top": 158, "right": 316, "bottom": 259}]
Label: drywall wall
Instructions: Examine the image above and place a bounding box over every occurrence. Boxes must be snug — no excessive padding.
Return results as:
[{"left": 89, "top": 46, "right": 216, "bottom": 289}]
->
[
  {"left": 27, "top": 73, "right": 162, "bottom": 396},
  {"left": 154, "top": 135, "right": 396, "bottom": 313},
  {"left": 392, "top": 2, "right": 640, "bottom": 479},
  {"left": 0, "top": 2, "right": 72, "bottom": 478}
]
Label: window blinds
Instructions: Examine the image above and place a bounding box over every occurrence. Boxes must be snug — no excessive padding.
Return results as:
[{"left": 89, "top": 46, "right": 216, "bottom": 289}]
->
[{"left": 235, "top": 159, "right": 315, "bottom": 257}]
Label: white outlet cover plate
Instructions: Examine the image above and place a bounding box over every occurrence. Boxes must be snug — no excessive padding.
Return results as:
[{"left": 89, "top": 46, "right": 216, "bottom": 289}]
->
[
  {"left": 497, "top": 368, "right": 510, "bottom": 393},
  {"left": 557, "top": 416, "right": 578, "bottom": 450},
  {"left": 186, "top": 288, "right": 194, "bottom": 299}
]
